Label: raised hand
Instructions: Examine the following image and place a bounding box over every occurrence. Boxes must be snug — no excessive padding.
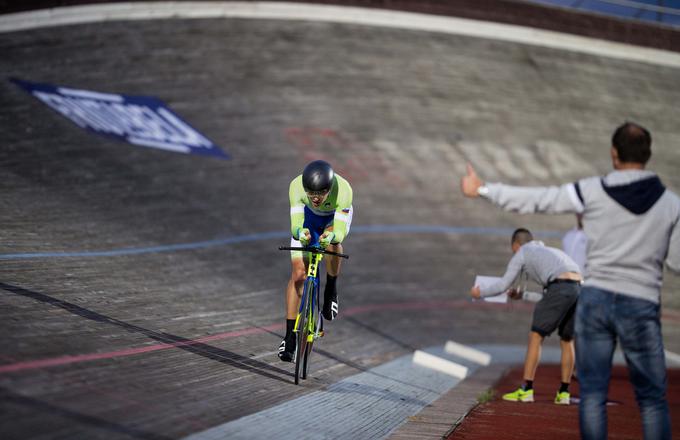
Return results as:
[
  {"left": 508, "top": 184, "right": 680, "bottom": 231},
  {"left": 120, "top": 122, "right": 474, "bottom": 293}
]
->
[{"left": 461, "top": 163, "right": 484, "bottom": 198}]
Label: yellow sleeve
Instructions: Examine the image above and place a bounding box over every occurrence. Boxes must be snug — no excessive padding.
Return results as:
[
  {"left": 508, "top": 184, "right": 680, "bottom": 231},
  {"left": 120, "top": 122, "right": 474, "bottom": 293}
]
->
[
  {"left": 289, "top": 176, "right": 306, "bottom": 239},
  {"left": 330, "top": 176, "right": 353, "bottom": 243}
]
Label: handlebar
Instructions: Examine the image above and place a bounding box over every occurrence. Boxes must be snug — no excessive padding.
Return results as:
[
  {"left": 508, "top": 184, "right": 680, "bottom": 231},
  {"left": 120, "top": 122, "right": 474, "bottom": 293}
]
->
[{"left": 279, "top": 246, "right": 349, "bottom": 259}]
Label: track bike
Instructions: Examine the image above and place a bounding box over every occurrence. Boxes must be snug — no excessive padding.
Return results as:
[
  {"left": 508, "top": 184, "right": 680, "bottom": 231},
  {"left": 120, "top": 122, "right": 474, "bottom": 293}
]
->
[{"left": 279, "top": 245, "right": 349, "bottom": 384}]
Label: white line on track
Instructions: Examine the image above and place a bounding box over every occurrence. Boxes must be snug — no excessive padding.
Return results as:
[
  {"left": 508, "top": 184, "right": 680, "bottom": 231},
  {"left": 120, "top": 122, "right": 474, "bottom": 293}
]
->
[
  {"left": 665, "top": 349, "right": 680, "bottom": 365},
  {"left": 1, "top": 2, "right": 679, "bottom": 68},
  {"left": 412, "top": 350, "right": 469, "bottom": 378},
  {"left": 444, "top": 340, "right": 492, "bottom": 366}
]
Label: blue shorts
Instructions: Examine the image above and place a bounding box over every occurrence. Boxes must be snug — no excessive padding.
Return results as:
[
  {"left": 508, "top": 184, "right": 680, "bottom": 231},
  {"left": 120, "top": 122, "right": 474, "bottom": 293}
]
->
[{"left": 290, "top": 206, "right": 353, "bottom": 259}]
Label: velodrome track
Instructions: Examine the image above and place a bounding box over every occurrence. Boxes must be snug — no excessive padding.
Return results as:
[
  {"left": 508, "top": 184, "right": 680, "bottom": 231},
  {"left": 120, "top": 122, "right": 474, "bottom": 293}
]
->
[{"left": 1, "top": 2, "right": 680, "bottom": 439}]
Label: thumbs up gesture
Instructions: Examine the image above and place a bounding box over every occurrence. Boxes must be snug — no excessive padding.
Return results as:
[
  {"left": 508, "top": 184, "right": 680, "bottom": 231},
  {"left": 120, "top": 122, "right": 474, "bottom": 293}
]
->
[{"left": 461, "top": 163, "right": 485, "bottom": 198}]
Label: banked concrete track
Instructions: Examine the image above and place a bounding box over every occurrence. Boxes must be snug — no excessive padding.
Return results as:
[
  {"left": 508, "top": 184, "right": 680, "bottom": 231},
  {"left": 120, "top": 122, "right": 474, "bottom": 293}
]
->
[{"left": 1, "top": 2, "right": 680, "bottom": 439}]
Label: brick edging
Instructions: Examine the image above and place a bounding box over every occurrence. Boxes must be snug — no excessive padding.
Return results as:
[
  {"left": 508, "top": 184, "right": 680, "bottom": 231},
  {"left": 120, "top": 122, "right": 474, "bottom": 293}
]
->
[{"left": 387, "top": 364, "right": 510, "bottom": 440}]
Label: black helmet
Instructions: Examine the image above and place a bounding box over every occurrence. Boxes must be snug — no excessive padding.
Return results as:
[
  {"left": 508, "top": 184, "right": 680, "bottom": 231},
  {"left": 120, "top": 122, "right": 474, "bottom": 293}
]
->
[{"left": 302, "top": 160, "right": 334, "bottom": 193}]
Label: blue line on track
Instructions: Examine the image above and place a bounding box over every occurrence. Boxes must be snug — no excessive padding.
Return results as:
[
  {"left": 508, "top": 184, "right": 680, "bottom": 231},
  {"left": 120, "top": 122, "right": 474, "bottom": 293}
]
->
[{"left": 0, "top": 225, "right": 563, "bottom": 260}]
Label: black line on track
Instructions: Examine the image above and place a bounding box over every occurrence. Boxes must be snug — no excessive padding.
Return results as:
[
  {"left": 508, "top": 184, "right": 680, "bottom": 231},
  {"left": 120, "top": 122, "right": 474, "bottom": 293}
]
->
[
  {"left": 0, "top": 387, "right": 172, "bottom": 440},
  {"left": 0, "top": 282, "right": 293, "bottom": 383}
]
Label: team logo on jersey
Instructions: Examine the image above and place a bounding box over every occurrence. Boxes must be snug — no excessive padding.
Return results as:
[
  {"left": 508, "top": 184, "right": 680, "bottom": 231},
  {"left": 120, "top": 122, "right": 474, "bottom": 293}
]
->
[
  {"left": 342, "top": 208, "right": 350, "bottom": 213},
  {"left": 12, "top": 78, "right": 229, "bottom": 159}
]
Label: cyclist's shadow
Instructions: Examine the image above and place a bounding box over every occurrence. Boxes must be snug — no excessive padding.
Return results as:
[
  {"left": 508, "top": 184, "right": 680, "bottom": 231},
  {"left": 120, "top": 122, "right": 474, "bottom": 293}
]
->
[{"left": 0, "top": 282, "right": 293, "bottom": 382}]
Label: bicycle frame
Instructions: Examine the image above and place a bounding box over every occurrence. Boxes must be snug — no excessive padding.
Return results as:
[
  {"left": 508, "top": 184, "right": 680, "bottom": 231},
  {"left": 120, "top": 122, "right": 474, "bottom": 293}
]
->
[
  {"left": 295, "top": 251, "right": 324, "bottom": 343},
  {"left": 279, "top": 245, "right": 348, "bottom": 384}
]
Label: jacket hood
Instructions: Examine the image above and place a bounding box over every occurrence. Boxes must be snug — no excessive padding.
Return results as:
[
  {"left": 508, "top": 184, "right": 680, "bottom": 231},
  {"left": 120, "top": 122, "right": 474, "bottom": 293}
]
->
[{"left": 601, "top": 176, "right": 665, "bottom": 215}]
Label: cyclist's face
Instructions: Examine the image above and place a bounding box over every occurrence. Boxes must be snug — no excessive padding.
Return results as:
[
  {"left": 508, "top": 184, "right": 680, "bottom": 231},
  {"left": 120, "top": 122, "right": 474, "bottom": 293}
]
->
[{"left": 306, "top": 190, "right": 329, "bottom": 207}]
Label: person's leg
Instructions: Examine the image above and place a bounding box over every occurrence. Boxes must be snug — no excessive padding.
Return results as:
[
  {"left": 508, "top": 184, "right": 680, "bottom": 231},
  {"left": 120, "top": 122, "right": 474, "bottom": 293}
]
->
[
  {"left": 555, "top": 288, "right": 578, "bottom": 403},
  {"left": 325, "top": 243, "right": 342, "bottom": 276},
  {"left": 502, "top": 331, "right": 542, "bottom": 402},
  {"left": 286, "top": 257, "right": 307, "bottom": 319},
  {"left": 576, "top": 286, "right": 616, "bottom": 440},
  {"left": 322, "top": 206, "right": 352, "bottom": 321},
  {"left": 279, "top": 256, "right": 307, "bottom": 362},
  {"left": 614, "top": 295, "right": 671, "bottom": 440},
  {"left": 553, "top": 338, "right": 575, "bottom": 405},
  {"left": 322, "top": 244, "right": 341, "bottom": 320},
  {"left": 523, "top": 331, "right": 544, "bottom": 382},
  {"left": 560, "top": 339, "right": 575, "bottom": 384}
]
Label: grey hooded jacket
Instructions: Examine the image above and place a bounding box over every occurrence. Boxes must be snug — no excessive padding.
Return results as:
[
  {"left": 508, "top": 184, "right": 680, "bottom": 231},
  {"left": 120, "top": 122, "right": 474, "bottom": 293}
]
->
[{"left": 484, "top": 170, "right": 680, "bottom": 304}]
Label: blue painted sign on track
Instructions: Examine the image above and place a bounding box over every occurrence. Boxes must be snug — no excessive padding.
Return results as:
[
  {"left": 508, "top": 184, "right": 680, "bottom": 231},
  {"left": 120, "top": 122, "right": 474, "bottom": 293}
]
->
[{"left": 12, "top": 78, "right": 229, "bottom": 159}]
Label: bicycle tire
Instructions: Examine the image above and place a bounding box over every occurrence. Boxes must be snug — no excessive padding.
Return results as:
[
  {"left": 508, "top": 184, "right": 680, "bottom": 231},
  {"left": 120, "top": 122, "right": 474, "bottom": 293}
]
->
[
  {"left": 302, "top": 283, "right": 318, "bottom": 379},
  {"left": 294, "top": 279, "right": 313, "bottom": 385}
]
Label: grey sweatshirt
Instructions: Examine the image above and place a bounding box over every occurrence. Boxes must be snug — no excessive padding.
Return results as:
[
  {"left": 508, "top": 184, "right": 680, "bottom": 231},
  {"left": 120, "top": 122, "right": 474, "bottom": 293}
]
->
[
  {"left": 480, "top": 240, "right": 580, "bottom": 297},
  {"left": 485, "top": 169, "right": 680, "bottom": 304}
]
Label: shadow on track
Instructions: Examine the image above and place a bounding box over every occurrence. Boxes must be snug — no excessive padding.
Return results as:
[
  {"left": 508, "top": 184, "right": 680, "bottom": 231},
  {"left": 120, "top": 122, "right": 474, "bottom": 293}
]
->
[
  {"left": 344, "top": 316, "right": 418, "bottom": 351},
  {"left": 0, "top": 282, "right": 292, "bottom": 383},
  {"left": 1, "top": 387, "right": 171, "bottom": 440},
  {"left": 260, "top": 324, "right": 443, "bottom": 393}
]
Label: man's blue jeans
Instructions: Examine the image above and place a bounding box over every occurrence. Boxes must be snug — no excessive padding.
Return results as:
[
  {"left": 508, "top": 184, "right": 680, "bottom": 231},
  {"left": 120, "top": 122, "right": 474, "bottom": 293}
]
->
[{"left": 575, "top": 286, "right": 671, "bottom": 440}]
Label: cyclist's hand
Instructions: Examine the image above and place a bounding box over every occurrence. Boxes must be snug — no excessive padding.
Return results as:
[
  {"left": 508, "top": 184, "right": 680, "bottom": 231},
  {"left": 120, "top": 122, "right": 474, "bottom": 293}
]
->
[
  {"left": 298, "top": 228, "right": 311, "bottom": 246},
  {"left": 319, "top": 231, "right": 335, "bottom": 248},
  {"left": 469, "top": 285, "right": 481, "bottom": 299}
]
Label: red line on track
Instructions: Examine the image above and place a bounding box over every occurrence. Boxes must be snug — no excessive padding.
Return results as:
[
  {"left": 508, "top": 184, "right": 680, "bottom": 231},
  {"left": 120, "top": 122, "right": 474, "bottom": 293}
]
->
[
  {"left": 1, "top": 299, "right": 674, "bottom": 375},
  {"left": 0, "top": 323, "right": 284, "bottom": 374}
]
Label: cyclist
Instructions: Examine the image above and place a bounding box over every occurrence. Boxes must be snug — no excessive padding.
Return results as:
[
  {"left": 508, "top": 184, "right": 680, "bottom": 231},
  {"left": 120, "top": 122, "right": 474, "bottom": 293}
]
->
[{"left": 279, "top": 160, "right": 353, "bottom": 362}]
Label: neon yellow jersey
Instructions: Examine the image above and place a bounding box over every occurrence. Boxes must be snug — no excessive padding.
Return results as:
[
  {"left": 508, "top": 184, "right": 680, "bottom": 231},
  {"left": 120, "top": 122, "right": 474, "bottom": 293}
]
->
[{"left": 289, "top": 173, "right": 353, "bottom": 243}]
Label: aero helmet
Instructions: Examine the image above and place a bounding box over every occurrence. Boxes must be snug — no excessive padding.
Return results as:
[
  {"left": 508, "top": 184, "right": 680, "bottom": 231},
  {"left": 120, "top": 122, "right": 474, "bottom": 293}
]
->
[{"left": 302, "top": 160, "right": 334, "bottom": 193}]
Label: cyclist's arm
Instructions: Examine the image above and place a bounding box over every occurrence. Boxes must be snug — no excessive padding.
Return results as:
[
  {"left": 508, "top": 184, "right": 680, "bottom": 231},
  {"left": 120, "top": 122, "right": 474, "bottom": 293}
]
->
[
  {"left": 289, "top": 177, "right": 306, "bottom": 239},
  {"left": 479, "top": 250, "right": 524, "bottom": 297},
  {"left": 330, "top": 178, "right": 353, "bottom": 243}
]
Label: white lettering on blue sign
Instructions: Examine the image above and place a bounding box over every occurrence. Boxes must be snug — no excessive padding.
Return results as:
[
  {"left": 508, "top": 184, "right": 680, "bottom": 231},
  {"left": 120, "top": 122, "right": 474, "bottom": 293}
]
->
[{"left": 12, "top": 79, "right": 229, "bottom": 159}]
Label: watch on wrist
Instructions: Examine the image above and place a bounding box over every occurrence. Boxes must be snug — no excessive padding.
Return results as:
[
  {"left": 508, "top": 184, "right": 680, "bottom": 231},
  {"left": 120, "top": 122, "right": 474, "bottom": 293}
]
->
[{"left": 477, "top": 185, "right": 489, "bottom": 197}]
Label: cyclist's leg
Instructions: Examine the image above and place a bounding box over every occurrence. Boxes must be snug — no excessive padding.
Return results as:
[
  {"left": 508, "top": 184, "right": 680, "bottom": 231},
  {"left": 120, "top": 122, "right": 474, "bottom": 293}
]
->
[
  {"left": 322, "top": 243, "right": 341, "bottom": 321},
  {"left": 286, "top": 256, "right": 306, "bottom": 319},
  {"left": 324, "top": 243, "right": 343, "bottom": 275},
  {"left": 321, "top": 206, "right": 352, "bottom": 321},
  {"left": 279, "top": 242, "right": 308, "bottom": 362}
]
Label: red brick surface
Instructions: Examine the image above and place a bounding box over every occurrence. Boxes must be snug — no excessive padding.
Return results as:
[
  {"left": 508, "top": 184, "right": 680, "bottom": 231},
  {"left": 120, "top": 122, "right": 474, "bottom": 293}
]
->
[{"left": 449, "top": 366, "right": 680, "bottom": 439}]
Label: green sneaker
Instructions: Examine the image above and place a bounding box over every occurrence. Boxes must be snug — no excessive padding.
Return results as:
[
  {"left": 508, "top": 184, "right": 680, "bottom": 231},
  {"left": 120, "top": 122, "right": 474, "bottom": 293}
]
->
[
  {"left": 555, "top": 391, "right": 570, "bottom": 405},
  {"left": 502, "top": 387, "right": 534, "bottom": 402}
]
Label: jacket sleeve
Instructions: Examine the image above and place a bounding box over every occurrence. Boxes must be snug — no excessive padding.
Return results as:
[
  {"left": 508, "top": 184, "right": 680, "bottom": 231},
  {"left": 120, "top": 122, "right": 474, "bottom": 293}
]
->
[
  {"left": 330, "top": 182, "right": 353, "bottom": 243},
  {"left": 666, "top": 209, "right": 680, "bottom": 273},
  {"left": 289, "top": 179, "right": 305, "bottom": 239},
  {"left": 479, "top": 250, "right": 524, "bottom": 297},
  {"left": 485, "top": 181, "right": 585, "bottom": 214}
]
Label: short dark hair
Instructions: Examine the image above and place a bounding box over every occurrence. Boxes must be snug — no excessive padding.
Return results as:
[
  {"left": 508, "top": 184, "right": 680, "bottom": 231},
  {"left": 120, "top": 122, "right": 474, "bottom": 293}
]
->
[
  {"left": 511, "top": 228, "right": 533, "bottom": 246},
  {"left": 612, "top": 122, "right": 651, "bottom": 164}
]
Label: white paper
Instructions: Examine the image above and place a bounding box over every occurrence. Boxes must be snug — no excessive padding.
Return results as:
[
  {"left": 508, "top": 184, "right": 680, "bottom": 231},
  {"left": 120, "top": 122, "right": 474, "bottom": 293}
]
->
[
  {"left": 522, "top": 291, "right": 544, "bottom": 303},
  {"left": 474, "top": 275, "right": 508, "bottom": 303}
]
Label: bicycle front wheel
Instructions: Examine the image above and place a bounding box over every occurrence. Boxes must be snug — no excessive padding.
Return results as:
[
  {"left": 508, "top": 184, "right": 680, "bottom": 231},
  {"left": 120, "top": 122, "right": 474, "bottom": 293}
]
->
[
  {"left": 302, "top": 280, "right": 320, "bottom": 380},
  {"left": 294, "top": 279, "right": 313, "bottom": 385}
]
